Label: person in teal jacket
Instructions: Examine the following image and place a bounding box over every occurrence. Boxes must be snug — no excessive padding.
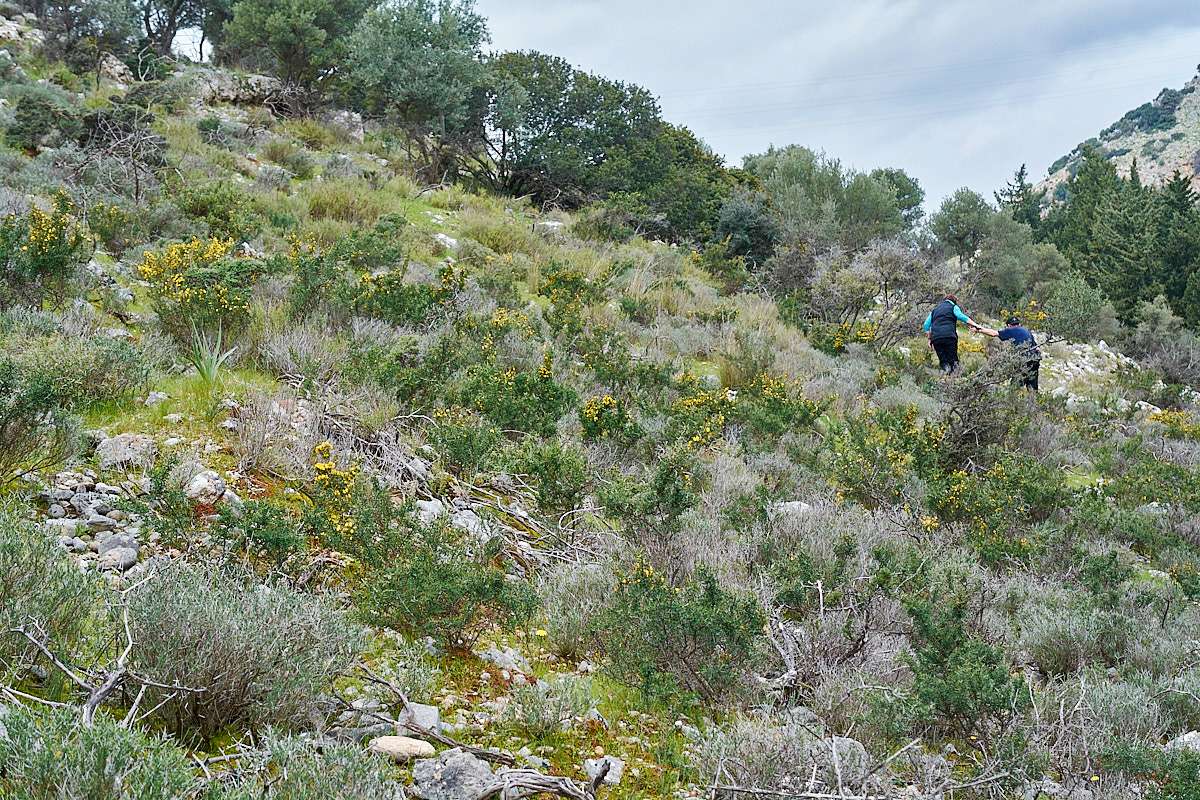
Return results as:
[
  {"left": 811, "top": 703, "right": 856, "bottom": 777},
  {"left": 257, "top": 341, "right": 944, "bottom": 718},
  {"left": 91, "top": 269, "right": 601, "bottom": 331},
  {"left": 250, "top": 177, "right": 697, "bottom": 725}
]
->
[{"left": 922, "top": 293, "right": 981, "bottom": 374}]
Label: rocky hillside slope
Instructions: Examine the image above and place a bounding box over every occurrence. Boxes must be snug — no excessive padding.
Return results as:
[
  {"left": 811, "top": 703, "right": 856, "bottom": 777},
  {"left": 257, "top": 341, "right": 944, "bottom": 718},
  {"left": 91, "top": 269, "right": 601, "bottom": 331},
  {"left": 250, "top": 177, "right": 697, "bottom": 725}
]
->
[{"left": 1040, "top": 68, "right": 1200, "bottom": 196}]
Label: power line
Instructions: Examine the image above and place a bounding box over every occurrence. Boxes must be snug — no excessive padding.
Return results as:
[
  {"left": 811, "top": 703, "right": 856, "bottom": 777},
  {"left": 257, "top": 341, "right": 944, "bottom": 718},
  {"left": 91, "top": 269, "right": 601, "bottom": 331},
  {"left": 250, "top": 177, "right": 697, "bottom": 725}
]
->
[
  {"left": 696, "top": 76, "right": 1174, "bottom": 138},
  {"left": 669, "top": 56, "right": 1186, "bottom": 124},
  {"left": 658, "top": 34, "right": 1196, "bottom": 101}
]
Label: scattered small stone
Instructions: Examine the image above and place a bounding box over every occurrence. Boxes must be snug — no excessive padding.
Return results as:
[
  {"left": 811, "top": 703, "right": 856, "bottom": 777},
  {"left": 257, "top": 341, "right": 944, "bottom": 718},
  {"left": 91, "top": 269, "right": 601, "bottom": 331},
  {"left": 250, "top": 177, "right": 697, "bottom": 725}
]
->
[{"left": 368, "top": 735, "right": 435, "bottom": 763}]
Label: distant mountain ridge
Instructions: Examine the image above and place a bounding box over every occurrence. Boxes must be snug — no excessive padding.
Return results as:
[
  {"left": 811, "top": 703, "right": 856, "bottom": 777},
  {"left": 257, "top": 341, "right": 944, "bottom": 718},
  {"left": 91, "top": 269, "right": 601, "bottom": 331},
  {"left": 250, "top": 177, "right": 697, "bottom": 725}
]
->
[{"left": 1040, "top": 67, "right": 1200, "bottom": 199}]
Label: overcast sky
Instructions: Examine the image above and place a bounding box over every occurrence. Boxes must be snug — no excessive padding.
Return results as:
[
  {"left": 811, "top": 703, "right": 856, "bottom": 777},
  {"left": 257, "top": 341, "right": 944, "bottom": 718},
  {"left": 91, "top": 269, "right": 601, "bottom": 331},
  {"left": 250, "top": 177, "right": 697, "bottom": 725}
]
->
[{"left": 474, "top": 0, "right": 1200, "bottom": 209}]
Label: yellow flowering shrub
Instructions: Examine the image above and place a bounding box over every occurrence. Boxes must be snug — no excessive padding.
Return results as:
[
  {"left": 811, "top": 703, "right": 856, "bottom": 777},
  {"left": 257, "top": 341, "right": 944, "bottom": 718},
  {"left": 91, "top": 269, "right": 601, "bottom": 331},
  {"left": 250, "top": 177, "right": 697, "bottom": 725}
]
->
[
  {"left": 1149, "top": 409, "right": 1200, "bottom": 439},
  {"left": 828, "top": 406, "right": 944, "bottom": 507},
  {"left": 0, "top": 194, "right": 88, "bottom": 308},
  {"left": 137, "top": 238, "right": 254, "bottom": 337},
  {"left": 310, "top": 442, "right": 359, "bottom": 539}
]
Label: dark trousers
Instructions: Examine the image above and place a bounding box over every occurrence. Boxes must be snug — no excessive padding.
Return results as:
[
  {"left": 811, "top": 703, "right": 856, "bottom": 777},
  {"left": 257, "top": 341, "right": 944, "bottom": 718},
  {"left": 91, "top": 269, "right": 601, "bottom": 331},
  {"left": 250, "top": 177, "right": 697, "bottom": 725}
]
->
[
  {"left": 1021, "top": 360, "right": 1040, "bottom": 391},
  {"left": 931, "top": 337, "right": 959, "bottom": 373}
]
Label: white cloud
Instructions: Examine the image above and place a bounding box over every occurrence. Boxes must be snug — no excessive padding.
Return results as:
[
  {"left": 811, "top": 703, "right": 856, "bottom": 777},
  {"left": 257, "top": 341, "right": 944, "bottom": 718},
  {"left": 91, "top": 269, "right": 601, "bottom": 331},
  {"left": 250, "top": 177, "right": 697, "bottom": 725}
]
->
[{"left": 474, "top": 0, "right": 1200, "bottom": 206}]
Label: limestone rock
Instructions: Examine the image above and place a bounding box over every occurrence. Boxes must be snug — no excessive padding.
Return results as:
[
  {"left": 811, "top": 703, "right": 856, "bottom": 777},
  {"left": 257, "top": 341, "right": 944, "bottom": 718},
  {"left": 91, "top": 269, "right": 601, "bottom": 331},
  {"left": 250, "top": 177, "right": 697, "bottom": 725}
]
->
[
  {"left": 399, "top": 701, "right": 442, "bottom": 734},
  {"left": 584, "top": 755, "right": 624, "bottom": 786},
  {"left": 411, "top": 748, "right": 495, "bottom": 800},
  {"left": 368, "top": 735, "right": 435, "bottom": 763},
  {"left": 1167, "top": 730, "right": 1200, "bottom": 753},
  {"left": 97, "top": 434, "right": 157, "bottom": 470},
  {"left": 98, "top": 546, "right": 138, "bottom": 572},
  {"left": 184, "top": 470, "right": 227, "bottom": 506}
]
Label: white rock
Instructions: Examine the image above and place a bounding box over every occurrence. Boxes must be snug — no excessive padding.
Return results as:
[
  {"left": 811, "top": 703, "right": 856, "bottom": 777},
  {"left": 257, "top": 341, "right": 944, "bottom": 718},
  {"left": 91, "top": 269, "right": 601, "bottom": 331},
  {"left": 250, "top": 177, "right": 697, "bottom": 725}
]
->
[
  {"left": 96, "top": 434, "right": 157, "bottom": 470},
  {"left": 417, "top": 498, "right": 446, "bottom": 525},
  {"left": 144, "top": 391, "right": 169, "bottom": 407},
  {"left": 1168, "top": 730, "right": 1200, "bottom": 753},
  {"left": 368, "top": 735, "right": 436, "bottom": 763},
  {"left": 98, "top": 547, "right": 138, "bottom": 572},
  {"left": 184, "top": 470, "right": 227, "bottom": 505},
  {"left": 434, "top": 233, "right": 459, "bottom": 251}
]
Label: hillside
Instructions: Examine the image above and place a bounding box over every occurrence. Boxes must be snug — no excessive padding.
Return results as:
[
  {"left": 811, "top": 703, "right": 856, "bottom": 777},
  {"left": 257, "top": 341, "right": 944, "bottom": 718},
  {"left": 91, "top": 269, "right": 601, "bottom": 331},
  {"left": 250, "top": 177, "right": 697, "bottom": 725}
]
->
[
  {"left": 1040, "top": 68, "right": 1200, "bottom": 197},
  {"left": 5, "top": 5, "right": 1200, "bottom": 800}
]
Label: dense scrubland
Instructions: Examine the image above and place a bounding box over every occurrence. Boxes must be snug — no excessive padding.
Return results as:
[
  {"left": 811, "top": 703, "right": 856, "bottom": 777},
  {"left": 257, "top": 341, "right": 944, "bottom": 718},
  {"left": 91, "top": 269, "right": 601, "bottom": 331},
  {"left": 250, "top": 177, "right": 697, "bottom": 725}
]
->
[{"left": 5, "top": 2, "right": 1200, "bottom": 799}]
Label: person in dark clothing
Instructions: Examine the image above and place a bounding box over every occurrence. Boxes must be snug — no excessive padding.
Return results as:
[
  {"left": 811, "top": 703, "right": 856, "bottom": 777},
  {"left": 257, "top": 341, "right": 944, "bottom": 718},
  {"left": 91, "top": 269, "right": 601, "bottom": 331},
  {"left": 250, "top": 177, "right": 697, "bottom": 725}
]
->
[
  {"left": 922, "top": 293, "right": 981, "bottom": 374},
  {"left": 980, "top": 316, "right": 1041, "bottom": 390}
]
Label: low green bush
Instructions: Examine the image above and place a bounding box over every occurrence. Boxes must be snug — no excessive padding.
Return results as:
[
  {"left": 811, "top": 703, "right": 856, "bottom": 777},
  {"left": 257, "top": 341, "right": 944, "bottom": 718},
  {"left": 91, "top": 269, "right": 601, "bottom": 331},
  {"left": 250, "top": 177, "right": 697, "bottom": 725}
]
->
[
  {"left": 216, "top": 500, "right": 307, "bottom": 564},
  {"left": 127, "top": 561, "right": 364, "bottom": 742},
  {"left": 0, "top": 359, "right": 77, "bottom": 487},
  {"left": 507, "top": 439, "right": 589, "bottom": 517},
  {"left": 8, "top": 334, "right": 150, "bottom": 409},
  {"left": 0, "top": 504, "right": 99, "bottom": 681},
  {"left": 427, "top": 408, "right": 502, "bottom": 477},
  {"left": 3, "top": 85, "right": 81, "bottom": 152},
  {"left": 0, "top": 705, "right": 196, "bottom": 800},
  {"left": 354, "top": 520, "right": 537, "bottom": 650},
  {"left": 596, "top": 563, "right": 764, "bottom": 704},
  {"left": 454, "top": 361, "right": 577, "bottom": 438},
  {"left": 175, "top": 182, "right": 264, "bottom": 242}
]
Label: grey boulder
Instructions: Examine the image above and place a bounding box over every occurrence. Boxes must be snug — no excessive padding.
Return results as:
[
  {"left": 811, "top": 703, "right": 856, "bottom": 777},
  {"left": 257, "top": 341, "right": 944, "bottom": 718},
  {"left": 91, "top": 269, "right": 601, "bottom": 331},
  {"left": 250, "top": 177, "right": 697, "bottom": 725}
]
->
[
  {"left": 97, "top": 434, "right": 157, "bottom": 470},
  {"left": 411, "top": 748, "right": 494, "bottom": 800}
]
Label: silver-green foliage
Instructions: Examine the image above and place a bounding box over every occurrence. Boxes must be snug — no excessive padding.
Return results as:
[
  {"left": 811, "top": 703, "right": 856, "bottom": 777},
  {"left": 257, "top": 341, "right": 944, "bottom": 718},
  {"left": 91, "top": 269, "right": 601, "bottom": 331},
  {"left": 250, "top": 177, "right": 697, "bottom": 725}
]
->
[
  {"left": 127, "top": 561, "right": 365, "bottom": 740},
  {"left": 535, "top": 562, "right": 616, "bottom": 660},
  {"left": 0, "top": 504, "right": 100, "bottom": 681},
  {"left": 214, "top": 732, "right": 403, "bottom": 800},
  {"left": 0, "top": 704, "right": 196, "bottom": 800},
  {"left": 504, "top": 674, "right": 596, "bottom": 738}
]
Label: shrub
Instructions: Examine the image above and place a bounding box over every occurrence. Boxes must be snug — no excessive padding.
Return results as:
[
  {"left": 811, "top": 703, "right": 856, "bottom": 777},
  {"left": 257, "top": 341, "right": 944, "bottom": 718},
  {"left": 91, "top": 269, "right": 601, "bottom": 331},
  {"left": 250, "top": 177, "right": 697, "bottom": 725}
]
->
[
  {"left": 596, "top": 563, "right": 764, "bottom": 704},
  {"left": 216, "top": 732, "right": 400, "bottom": 800},
  {"left": 455, "top": 361, "right": 577, "bottom": 438},
  {"left": 356, "top": 263, "right": 463, "bottom": 326},
  {"left": 261, "top": 137, "right": 316, "bottom": 178},
  {"left": 826, "top": 406, "right": 943, "bottom": 508},
  {"left": 692, "top": 714, "right": 817, "bottom": 797},
  {"left": 305, "top": 179, "right": 395, "bottom": 224},
  {"left": 0, "top": 505, "right": 99, "bottom": 680},
  {"left": 536, "top": 562, "right": 617, "bottom": 660},
  {"left": 216, "top": 500, "right": 307, "bottom": 565},
  {"left": 127, "top": 561, "right": 365, "bottom": 741},
  {"left": 87, "top": 200, "right": 146, "bottom": 257},
  {"left": 580, "top": 393, "right": 640, "bottom": 443},
  {"left": 8, "top": 334, "right": 150, "bottom": 409},
  {"left": 0, "top": 195, "right": 89, "bottom": 309},
  {"left": 0, "top": 359, "right": 77, "bottom": 487},
  {"left": 354, "top": 521, "right": 537, "bottom": 650},
  {"left": 175, "top": 182, "right": 263, "bottom": 242},
  {"left": 427, "top": 408, "right": 502, "bottom": 477},
  {"left": 0, "top": 705, "right": 196, "bottom": 800},
  {"left": 3, "top": 85, "right": 81, "bottom": 152},
  {"left": 504, "top": 675, "right": 596, "bottom": 738},
  {"left": 137, "top": 238, "right": 257, "bottom": 338},
  {"left": 508, "top": 439, "right": 588, "bottom": 517},
  {"left": 885, "top": 587, "right": 1024, "bottom": 737}
]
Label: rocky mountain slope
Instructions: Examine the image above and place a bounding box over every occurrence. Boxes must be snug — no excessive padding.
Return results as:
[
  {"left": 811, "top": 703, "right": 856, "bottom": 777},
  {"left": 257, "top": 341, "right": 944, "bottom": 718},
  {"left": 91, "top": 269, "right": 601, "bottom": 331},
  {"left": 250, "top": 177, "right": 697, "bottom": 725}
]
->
[{"left": 1039, "top": 68, "right": 1200, "bottom": 197}]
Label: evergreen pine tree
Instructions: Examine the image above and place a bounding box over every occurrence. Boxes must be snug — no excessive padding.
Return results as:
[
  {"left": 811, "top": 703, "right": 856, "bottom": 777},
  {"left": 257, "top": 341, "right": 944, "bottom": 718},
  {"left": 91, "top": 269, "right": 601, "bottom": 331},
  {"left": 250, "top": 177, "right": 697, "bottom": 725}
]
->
[
  {"left": 995, "top": 164, "right": 1042, "bottom": 233},
  {"left": 1047, "top": 145, "right": 1120, "bottom": 267},
  {"left": 1089, "top": 176, "right": 1157, "bottom": 320},
  {"left": 1155, "top": 171, "right": 1200, "bottom": 311}
]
